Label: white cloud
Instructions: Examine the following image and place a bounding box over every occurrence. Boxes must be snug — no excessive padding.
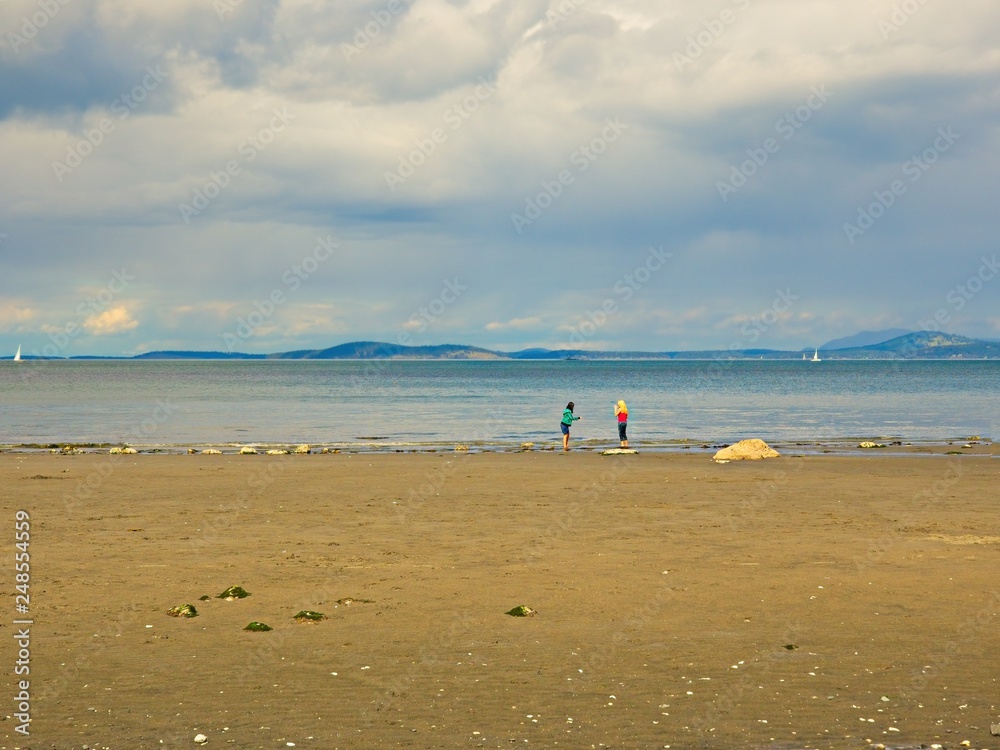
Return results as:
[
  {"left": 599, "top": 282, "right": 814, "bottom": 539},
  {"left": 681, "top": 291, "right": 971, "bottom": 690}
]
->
[
  {"left": 82, "top": 306, "right": 139, "bottom": 335},
  {"left": 485, "top": 316, "right": 542, "bottom": 331},
  {"left": 0, "top": 300, "right": 37, "bottom": 331}
]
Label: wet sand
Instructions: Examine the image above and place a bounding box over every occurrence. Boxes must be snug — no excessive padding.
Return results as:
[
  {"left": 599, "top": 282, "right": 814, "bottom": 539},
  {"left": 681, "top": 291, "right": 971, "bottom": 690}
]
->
[{"left": 1, "top": 451, "right": 998, "bottom": 749}]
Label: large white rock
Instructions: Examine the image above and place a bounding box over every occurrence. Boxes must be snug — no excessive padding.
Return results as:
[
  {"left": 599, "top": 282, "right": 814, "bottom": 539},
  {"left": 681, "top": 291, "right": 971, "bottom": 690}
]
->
[
  {"left": 713, "top": 439, "right": 780, "bottom": 461},
  {"left": 239, "top": 446, "right": 258, "bottom": 455},
  {"left": 293, "top": 444, "right": 311, "bottom": 454}
]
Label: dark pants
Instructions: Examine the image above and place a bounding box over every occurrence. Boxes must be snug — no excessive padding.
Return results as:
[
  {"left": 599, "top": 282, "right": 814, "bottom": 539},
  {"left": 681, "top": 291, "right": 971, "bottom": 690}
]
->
[{"left": 618, "top": 421, "right": 627, "bottom": 441}]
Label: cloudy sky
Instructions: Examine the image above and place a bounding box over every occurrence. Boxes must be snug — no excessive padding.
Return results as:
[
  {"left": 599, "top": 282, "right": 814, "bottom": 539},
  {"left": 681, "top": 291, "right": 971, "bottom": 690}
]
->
[{"left": 1, "top": 0, "right": 998, "bottom": 356}]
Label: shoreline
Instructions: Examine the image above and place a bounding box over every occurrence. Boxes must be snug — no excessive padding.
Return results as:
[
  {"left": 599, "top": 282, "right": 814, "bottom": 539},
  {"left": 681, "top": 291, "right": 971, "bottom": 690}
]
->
[{"left": 1, "top": 436, "right": 994, "bottom": 458}]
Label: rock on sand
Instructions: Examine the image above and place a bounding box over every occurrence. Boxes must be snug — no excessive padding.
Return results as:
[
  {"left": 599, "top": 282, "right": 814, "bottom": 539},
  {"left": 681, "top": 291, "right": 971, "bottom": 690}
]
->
[{"left": 713, "top": 439, "right": 780, "bottom": 461}]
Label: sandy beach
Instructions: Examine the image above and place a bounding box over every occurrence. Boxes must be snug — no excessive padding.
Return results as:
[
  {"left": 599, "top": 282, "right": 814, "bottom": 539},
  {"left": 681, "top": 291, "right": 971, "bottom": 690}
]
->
[{"left": 2, "top": 449, "right": 998, "bottom": 749}]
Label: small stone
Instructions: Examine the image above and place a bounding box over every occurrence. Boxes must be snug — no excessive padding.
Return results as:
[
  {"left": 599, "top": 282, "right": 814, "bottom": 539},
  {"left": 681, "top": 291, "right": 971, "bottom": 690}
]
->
[
  {"left": 293, "top": 444, "right": 311, "bottom": 454},
  {"left": 520, "top": 442, "right": 535, "bottom": 450},
  {"left": 293, "top": 610, "right": 326, "bottom": 622},
  {"left": 187, "top": 448, "right": 197, "bottom": 454},
  {"left": 166, "top": 604, "right": 198, "bottom": 618},
  {"left": 217, "top": 585, "right": 250, "bottom": 600},
  {"left": 194, "top": 734, "right": 208, "bottom": 744},
  {"left": 266, "top": 449, "right": 289, "bottom": 455},
  {"left": 122, "top": 447, "right": 138, "bottom": 454},
  {"left": 244, "top": 621, "right": 272, "bottom": 632},
  {"left": 239, "top": 445, "right": 257, "bottom": 455},
  {"left": 201, "top": 449, "right": 222, "bottom": 455},
  {"left": 859, "top": 441, "right": 886, "bottom": 449},
  {"left": 960, "top": 741, "right": 971, "bottom": 747},
  {"left": 505, "top": 605, "right": 537, "bottom": 617},
  {"left": 991, "top": 723, "right": 1000, "bottom": 736},
  {"left": 454, "top": 445, "right": 469, "bottom": 451}
]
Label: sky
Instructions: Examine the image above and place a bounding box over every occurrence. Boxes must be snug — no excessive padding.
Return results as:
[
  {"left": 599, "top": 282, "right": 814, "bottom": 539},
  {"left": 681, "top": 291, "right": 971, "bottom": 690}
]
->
[{"left": 1, "top": 0, "right": 999, "bottom": 357}]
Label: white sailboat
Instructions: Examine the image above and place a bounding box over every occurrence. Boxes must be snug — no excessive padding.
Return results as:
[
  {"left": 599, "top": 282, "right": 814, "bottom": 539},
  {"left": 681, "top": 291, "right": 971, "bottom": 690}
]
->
[
  {"left": 810, "top": 348, "right": 821, "bottom": 362},
  {"left": 13, "top": 345, "right": 21, "bottom": 362}
]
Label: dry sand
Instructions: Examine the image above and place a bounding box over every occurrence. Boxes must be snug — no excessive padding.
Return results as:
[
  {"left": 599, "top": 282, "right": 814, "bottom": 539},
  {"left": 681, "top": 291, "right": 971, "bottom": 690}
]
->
[{"left": 1, "top": 450, "right": 999, "bottom": 749}]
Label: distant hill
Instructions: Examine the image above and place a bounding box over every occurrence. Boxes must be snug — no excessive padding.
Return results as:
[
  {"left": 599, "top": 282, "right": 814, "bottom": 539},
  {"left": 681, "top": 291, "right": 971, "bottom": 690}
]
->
[
  {"left": 821, "top": 328, "right": 912, "bottom": 350},
  {"left": 271, "top": 341, "right": 504, "bottom": 360},
  {"left": 828, "top": 331, "right": 1000, "bottom": 359},
  {"left": 24, "top": 331, "right": 1000, "bottom": 361}
]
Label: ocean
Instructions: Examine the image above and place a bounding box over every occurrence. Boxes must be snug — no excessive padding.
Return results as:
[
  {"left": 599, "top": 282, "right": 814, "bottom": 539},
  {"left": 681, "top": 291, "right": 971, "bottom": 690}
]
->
[{"left": 1, "top": 359, "right": 998, "bottom": 451}]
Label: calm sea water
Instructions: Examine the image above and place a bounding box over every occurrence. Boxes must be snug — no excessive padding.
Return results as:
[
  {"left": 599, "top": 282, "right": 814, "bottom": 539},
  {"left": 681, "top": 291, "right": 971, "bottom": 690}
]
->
[{"left": 1, "top": 359, "right": 998, "bottom": 450}]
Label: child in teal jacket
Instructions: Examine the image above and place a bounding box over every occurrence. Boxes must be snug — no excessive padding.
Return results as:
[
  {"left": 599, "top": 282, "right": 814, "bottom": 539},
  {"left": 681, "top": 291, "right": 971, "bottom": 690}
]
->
[{"left": 560, "top": 401, "right": 581, "bottom": 451}]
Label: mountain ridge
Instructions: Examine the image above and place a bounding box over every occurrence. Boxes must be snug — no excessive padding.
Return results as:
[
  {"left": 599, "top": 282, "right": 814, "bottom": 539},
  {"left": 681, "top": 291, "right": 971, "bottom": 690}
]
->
[
  {"left": 820, "top": 328, "right": 913, "bottom": 350},
  {"left": 31, "top": 330, "right": 998, "bottom": 361}
]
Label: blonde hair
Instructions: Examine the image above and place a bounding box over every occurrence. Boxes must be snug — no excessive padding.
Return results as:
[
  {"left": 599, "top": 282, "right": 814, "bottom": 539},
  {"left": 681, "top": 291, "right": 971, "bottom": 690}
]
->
[{"left": 617, "top": 400, "right": 627, "bottom": 413}]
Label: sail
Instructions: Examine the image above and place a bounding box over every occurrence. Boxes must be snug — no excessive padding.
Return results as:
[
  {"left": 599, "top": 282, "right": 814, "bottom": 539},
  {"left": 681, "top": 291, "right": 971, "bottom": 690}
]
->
[{"left": 14, "top": 345, "right": 21, "bottom": 361}]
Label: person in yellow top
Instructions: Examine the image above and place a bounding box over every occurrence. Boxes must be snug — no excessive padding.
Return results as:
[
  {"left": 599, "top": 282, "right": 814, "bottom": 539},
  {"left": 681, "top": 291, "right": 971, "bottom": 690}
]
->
[{"left": 614, "top": 400, "right": 628, "bottom": 448}]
